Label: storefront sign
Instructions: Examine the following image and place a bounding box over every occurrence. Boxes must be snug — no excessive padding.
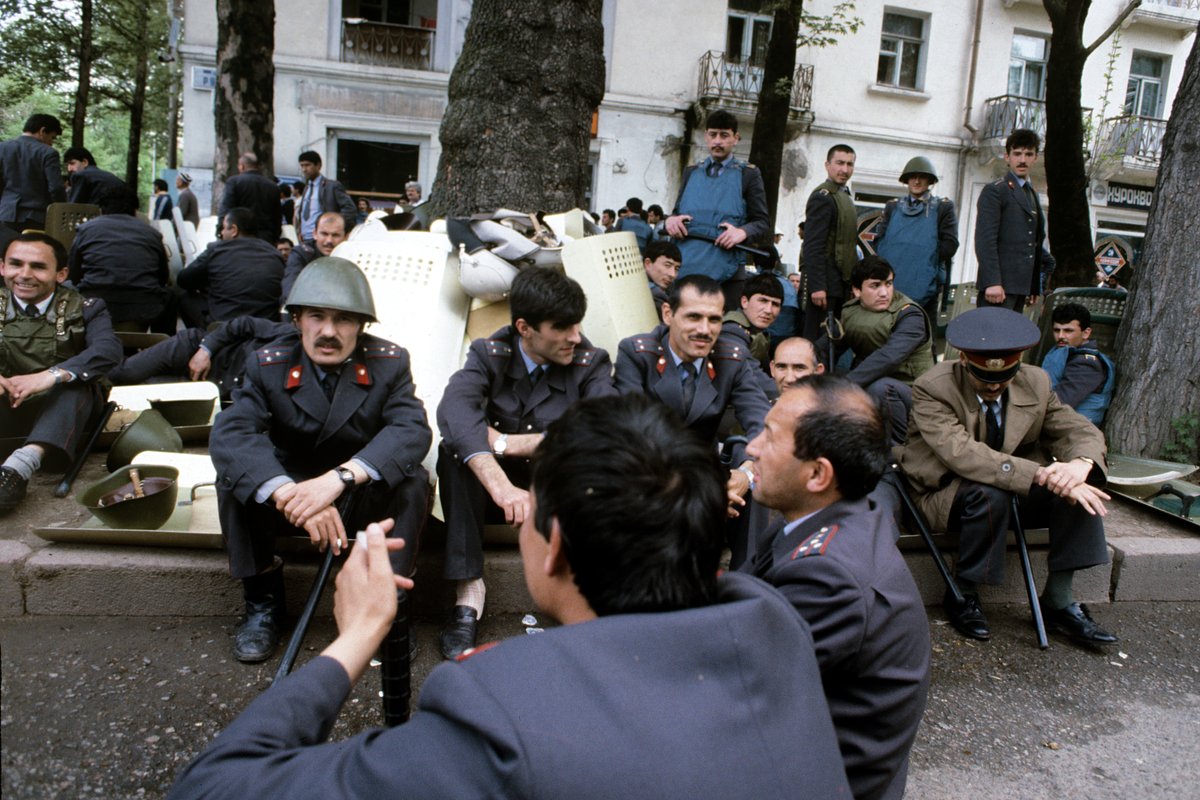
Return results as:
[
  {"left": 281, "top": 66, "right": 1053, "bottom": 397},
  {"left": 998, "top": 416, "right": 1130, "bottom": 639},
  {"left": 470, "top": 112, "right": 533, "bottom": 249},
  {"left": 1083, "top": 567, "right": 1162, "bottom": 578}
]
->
[{"left": 1106, "top": 182, "right": 1154, "bottom": 211}]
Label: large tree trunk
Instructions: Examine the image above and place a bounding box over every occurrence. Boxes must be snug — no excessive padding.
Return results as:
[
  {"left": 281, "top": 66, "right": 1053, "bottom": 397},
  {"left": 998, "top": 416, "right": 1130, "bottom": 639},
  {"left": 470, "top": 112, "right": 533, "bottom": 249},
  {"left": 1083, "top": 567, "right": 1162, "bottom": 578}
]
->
[
  {"left": 431, "top": 0, "right": 605, "bottom": 217},
  {"left": 212, "top": 0, "right": 275, "bottom": 211},
  {"left": 71, "top": 0, "right": 93, "bottom": 148},
  {"left": 1106, "top": 38, "right": 1200, "bottom": 459},
  {"left": 748, "top": 0, "right": 803, "bottom": 230},
  {"left": 124, "top": 8, "right": 150, "bottom": 188}
]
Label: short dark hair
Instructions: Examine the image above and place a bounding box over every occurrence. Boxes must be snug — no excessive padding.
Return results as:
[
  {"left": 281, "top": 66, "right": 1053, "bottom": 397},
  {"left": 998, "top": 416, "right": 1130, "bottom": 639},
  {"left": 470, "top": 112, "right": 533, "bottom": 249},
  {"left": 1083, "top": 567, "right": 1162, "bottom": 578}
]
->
[
  {"left": 667, "top": 274, "right": 722, "bottom": 312},
  {"left": 850, "top": 254, "right": 895, "bottom": 289},
  {"left": 276, "top": 238, "right": 293, "bottom": 246},
  {"left": 647, "top": 203, "right": 664, "bottom": 217},
  {"left": 705, "top": 109, "right": 738, "bottom": 133},
  {"left": 532, "top": 394, "right": 725, "bottom": 616},
  {"left": 1052, "top": 302, "right": 1091, "bottom": 329},
  {"left": 790, "top": 376, "right": 888, "bottom": 500},
  {"left": 298, "top": 150, "right": 321, "bottom": 166},
  {"left": 223, "top": 207, "right": 259, "bottom": 237},
  {"left": 1006, "top": 128, "right": 1040, "bottom": 153},
  {"left": 292, "top": 181, "right": 305, "bottom": 192},
  {"left": 63, "top": 146, "right": 95, "bottom": 165},
  {"left": 743, "top": 273, "right": 784, "bottom": 302},
  {"left": 625, "top": 197, "right": 644, "bottom": 214},
  {"left": 644, "top": 239, "right": 681, "bottom": 264},
  {"left": 153, "top": 178, "right": 169, "bottom": 192},
  {"left": 101, "top": 186, "right": 140, "bottom": 216},
  {"left": 826, "top": 144, "right": 856, "bottom": 162},
  {"left": 510, "top": 266, "right": 587, "bottom": 329},
  {"left": 602, "top": 208, "right": 615, "bottom": 219},
  {"left": 9, "top": 232, "right": 68, "bottom": 270},
  {"left": 23, "top": 114, "right": 62, "bottom": 135}
]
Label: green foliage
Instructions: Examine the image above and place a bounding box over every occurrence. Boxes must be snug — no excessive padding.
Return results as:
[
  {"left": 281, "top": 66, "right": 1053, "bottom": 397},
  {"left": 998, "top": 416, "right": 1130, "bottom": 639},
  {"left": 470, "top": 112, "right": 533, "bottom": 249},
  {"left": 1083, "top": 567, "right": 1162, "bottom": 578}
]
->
[
  {"left": 1161, "top": 414, "right": 1200, "bottom": 465},
  {"left": 797, "top": 1, "right": 862, "bottom": 48}
]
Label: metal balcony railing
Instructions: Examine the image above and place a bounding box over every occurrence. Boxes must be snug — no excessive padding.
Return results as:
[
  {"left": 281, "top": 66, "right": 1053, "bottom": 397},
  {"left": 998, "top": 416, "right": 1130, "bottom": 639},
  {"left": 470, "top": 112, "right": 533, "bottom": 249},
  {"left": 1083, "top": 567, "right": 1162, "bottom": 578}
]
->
[
  {"left": 697, "top": 50, "right": 814, "bottom": 113},
  {"left": 340, "top": 19, "right": 434, "bottom": 70},
  {"left": 1096, "top": 115, "right": 1168, "bottom": 163},
  {"left": 982, "top": 94, "right": 1047, "bottom": 140}
]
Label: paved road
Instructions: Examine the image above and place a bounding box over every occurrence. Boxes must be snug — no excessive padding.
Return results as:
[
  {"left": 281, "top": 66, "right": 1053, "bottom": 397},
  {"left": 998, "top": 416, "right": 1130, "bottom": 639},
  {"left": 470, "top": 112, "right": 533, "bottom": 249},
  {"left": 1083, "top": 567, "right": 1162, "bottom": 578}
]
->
[{"left": 2, "top": 602, "right": 1197, "bottom": 799}]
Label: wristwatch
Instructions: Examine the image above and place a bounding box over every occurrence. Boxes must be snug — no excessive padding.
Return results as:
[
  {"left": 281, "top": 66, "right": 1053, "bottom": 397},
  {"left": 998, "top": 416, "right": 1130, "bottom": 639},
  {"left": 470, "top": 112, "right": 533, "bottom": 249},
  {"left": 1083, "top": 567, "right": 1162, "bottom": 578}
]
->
[
  {"left": 335, "top": 466, "right": 356, "bottom": 490},
  {"left": 47, "top": 366, "right": 65, "bottom": 384},
  {"left": 493, "top": 434, "right": 509, "bottom": 456},
  {"left": 1075, "top": 456, "right": 1095, "bottom": 467}
]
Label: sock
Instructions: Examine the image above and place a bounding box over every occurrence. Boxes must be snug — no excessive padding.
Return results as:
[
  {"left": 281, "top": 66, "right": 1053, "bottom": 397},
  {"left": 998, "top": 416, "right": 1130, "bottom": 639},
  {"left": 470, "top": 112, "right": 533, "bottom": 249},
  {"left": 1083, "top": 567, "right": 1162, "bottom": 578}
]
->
[
  {"left": 956, "top": 578, "right": 979, "bottom": 597},
  {"left": 2, "top": 446, "right": 42, "bottom": 481},
  {"left": 1042, "top": 570, "right": 1074, "bottom": 609},
  {"left": 455, "top": 578, "right": 486, "bottom": 616}
]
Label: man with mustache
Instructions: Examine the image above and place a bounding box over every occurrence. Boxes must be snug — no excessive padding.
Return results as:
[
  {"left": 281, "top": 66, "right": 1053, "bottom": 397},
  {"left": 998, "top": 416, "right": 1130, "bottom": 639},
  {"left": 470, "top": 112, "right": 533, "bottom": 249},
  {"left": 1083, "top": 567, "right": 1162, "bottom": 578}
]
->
[
  {"left": 615, "top": 274, "right": 771, "bottom": 566},
  {"left": 210, "top": 256, "right": 431, "bottom": 663},
  {"left": 281, "top": 211, "right": 348, "bottom": 301}
]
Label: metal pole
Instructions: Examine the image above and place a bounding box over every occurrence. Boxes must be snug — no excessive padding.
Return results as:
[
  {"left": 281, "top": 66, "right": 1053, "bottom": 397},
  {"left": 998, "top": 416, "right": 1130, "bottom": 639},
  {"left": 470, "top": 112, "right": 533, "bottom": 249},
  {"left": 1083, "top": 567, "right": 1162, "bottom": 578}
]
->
[
  {"left": 380, "top": 589, "right": 411, "bottom": 726},
  {"left": 1010, "top": 495, "right": 1049, "bottom": 650},
  {"left": 55, "top": 401, "right": 117, "bottom": 498},
  {"left": 889, "top": 465, "right": 964, "bottom": 604}
]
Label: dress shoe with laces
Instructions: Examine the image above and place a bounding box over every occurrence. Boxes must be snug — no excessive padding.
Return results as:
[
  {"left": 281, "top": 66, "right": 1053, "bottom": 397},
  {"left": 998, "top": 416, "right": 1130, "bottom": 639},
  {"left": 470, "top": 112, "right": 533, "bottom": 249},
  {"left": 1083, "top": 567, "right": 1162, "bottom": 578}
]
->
[
  {"left": 1041, "top": 599, "right": 1118, "bottom": 646},
  {"left": 233, "top": 564, "right": 286, "bottom": 663},
  {"left": 0, "top": 467, "right": 29, "bottom": 512},
  {"left": 439, "top": 605, "right": 478, "bottom": 660},
  {"left": 944, "top": 589, "right": 991, "bottom": 640}
]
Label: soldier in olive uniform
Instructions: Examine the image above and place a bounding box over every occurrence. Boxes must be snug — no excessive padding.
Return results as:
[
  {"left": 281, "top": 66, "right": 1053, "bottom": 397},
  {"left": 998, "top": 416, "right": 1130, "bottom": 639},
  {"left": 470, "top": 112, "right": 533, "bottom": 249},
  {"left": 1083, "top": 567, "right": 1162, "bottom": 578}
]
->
[{"left": 1, "top": 233, "right": 122, "bottom": 511}]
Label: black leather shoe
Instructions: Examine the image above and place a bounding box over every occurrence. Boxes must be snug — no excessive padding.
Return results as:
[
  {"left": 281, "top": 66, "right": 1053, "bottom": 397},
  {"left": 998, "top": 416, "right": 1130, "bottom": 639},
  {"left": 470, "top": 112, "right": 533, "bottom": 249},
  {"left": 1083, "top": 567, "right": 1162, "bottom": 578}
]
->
[
  {"left": 439, "top": 606, "right": 478, "bottom": 660},
  {"left": 233, "top": 566, "right": 286, "bottom": 663},
  {"left": 1041, "top": 600, "right": 1118, "bottom": 645},
  {"left": 944, "top": 590, "right": 991, "bottom": 640},
  {"left": 0, "top": 467, "right": 29, "bottom": 512}
]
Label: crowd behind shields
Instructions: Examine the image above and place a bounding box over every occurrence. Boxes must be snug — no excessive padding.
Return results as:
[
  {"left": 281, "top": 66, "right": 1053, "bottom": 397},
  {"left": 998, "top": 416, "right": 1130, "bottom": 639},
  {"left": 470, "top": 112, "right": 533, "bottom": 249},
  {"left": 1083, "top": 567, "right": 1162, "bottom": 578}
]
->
[{"left": 2, "top": 108, "right": 1123, "bottom": 800}]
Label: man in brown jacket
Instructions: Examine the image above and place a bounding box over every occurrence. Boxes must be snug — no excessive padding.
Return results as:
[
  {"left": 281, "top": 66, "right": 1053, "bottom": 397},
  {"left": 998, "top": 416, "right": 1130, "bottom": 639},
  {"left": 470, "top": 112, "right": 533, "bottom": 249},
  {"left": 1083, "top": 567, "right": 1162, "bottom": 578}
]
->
[{"left": 899, "top": 307, "right": 1115, "bottom": 647}]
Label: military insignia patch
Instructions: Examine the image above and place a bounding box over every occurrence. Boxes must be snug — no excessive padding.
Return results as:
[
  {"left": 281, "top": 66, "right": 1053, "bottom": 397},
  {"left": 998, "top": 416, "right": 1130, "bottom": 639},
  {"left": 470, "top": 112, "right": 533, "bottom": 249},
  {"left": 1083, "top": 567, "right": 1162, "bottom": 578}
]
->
[
  {"left": 573, "top": 348, "right": 597, "bottom": 366},
  {"left": 485, "top": 339, "right": 513, "bottom": 358},
  {"left": 790, "top": 524, "right": 841, "bottom": 560}
]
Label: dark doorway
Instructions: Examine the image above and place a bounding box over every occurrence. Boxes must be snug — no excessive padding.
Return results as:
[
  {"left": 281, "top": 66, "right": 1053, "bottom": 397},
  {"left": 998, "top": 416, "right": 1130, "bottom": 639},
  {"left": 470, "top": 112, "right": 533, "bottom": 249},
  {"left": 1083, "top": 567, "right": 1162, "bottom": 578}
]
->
[{"left": 335, "top": 138, "right": 420, "bottom": 199}]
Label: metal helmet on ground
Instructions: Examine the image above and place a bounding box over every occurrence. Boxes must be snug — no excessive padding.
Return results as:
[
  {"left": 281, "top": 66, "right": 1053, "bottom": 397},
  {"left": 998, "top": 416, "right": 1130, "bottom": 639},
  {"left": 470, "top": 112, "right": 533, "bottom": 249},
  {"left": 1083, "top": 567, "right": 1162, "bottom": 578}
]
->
[
  {"left": 285, "top": 256, "right": 378, "bottom": 322},
  {"left": 106, "top": 409, "right": 184, "bottom": 472},
  {"left": 899, "top": 156, "right": 939, "bottom": 184}
]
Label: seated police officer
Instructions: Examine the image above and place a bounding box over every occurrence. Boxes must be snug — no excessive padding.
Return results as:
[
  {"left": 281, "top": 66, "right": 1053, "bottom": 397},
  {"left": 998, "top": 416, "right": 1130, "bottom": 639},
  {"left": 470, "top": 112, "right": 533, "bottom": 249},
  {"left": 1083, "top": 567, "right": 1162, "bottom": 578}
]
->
[
  {"left": 900, "top": 307, "right": 1116, "bottom": 646},
  {"left": 211, "top": 257, "right": 431, "bottom": 663},
  {"left": 167, "top": 395, "right": 850, "bottom": 800},
  {"left": 1, "top": 233, "right": 121, "bottom": 512},
  {"left": 435, "top": 266, "right": 615, "bottom": 659},
  {"left": 1041, "top": 302, "right": 1114, "bottom": 426}
]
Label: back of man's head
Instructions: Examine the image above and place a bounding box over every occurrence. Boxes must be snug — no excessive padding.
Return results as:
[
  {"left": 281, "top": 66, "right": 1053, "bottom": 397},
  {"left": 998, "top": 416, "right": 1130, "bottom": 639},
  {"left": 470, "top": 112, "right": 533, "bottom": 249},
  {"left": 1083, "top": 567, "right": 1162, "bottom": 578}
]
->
[
  {"left": 101, "top": 186, "right": 140, "bottom": 216},
  {"left": 850, "top": 255, "right": 894, "bottom": 290},
  {"left": 667, "top": 273, "right": 722, "bottom": 312},
  {"left": 625, "top": 197, "right": 644, "bottom": 215},
  {"left": 238, "top": 152, "right": 259, "bottom": 170},
  {"left": 743, "top": 273, "right": 783, "bottom": 302},
  {"left": 23, "top": 114, "right": 63, "bottom": 135},
  {"left": 510, "top": 266, "right": 586, "bottom": 329},
  {"left": 788, "top": 376, "right": 888, "bottom": 500},
  {"left": 63, "top": 146, "right": 95, "bottom": 166},
  {"left": 532, "top": 394, "right": 725, "bottom": 616},
  {"left": 1051, "top": 302, "right": 1091, "bottom": 330},
  {"left": 223, "top": 207, "right": 259, "bottom": 238}
]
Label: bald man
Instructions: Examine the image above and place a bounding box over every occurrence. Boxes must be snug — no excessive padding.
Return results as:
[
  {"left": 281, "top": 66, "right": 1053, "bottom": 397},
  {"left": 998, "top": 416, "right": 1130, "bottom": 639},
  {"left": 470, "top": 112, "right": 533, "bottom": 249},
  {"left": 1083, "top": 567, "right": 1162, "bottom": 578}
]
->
[{"left": 769, "top": 336, "right": 824, "bottom": 394}]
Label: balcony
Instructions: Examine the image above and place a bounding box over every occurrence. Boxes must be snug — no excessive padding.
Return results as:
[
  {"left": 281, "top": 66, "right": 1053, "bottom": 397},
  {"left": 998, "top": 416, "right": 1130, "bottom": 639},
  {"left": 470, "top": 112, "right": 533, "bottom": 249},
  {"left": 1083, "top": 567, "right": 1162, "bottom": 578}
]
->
[
  {"left": 1094, "top": 115, "right": 1167, "bottom": 178},
  {"left": 696, "top": 50, "right": 814, "bottom": 123},
  {"left": 340, "top": 19, "right": 434, "bottom": 71},
  {"left": 982, "top": 94, "right": 1048, "bottom": 141},
  {"left": 1128, "top": 0, "right": 1200, "bottom": 35}
]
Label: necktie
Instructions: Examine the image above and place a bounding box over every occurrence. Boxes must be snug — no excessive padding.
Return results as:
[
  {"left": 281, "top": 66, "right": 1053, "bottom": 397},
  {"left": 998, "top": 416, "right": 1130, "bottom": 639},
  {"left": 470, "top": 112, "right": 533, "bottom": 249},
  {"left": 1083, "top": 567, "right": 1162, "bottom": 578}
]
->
[
  {"left": 1023, "top": 182, "right": 1037, "bottom": 210},
  {"left": 706, "top": 161, "right": 719, "bottom": 178},
  {"left": 985, "top": 400, "right": 1003, "bottom": 450},
  {"left": 20, "top": 303, "right": 38, "bottom": 317},
  {"left": 529, "top": 366, "right": 543, "bottom": 386},
  {"left": 680, "top": 364, "right": 697, "bottom": 411},
  {"left": 300, "top": 182, "right": 314, "bottom": 233},
  {"left": 320, "top": 371, "right": 337, "bottom": 402}
]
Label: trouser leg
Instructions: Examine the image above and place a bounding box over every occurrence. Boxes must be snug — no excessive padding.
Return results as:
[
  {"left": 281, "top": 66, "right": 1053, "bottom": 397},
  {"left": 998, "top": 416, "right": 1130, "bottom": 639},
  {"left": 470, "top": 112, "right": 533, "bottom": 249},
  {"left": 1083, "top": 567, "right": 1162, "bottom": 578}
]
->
[
  {"left": 866, "top": 377, "right": 912, "bottom": 447},
  {"left": 437, "top": 443, "right": 528, "bottom": 581},
  {"left": 975, "top": 291, "right": 1027, "bottom": 312},
  {"left": 1017, "top": 483, "right": 1109, "bottom": 573},
  {"left": 12, "top": 382, "right": 103, "bottom": 469},
  {"left": 948, "top": 480, "right": 1013, "bottom": 586},
  {"left": 109, "top": 328, "right": 205, "bottom": 384}
]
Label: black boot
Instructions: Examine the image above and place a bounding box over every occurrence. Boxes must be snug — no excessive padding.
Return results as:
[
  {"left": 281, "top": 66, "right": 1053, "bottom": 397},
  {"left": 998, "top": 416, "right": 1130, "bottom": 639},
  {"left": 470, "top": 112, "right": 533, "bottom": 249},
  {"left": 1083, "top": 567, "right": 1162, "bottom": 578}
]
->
[{"left": 233, "top": 562, "right": 286, "bottom": 663}]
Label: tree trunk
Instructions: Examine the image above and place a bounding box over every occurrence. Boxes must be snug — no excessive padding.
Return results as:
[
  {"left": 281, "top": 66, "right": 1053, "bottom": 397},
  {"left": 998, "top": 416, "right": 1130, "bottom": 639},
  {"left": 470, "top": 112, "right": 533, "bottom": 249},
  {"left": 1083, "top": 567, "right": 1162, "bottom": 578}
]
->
[
  {"left": 1042, "top": 0, "right": 1094, "bottom": 289},
  {"left": 748, "top": 0, "right": 803, "bottom": 230},
  {"left": 212, "top": 0, "right": 275, "bottom": 211},
  {"left": 124, "top": 8, "right": 150, "bottom": 188},
  {"left": 71, "top": 0, "right": 93, "bottom": 148},
  {"left": 1106, "top": 37, "right": 1200, "bottom": 459},
  {"left": 431, "top": 0, "right": 605, "bottom": 217}
]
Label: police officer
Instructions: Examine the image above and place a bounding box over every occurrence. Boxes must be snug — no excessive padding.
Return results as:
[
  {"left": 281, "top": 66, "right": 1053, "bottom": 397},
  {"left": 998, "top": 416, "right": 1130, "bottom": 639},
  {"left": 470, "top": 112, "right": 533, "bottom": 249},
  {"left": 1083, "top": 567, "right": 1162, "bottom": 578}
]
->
[
  {"left": 900, "top": 307, "right": 1115, "bottom": 646},
  {"left": 435, "top": 266, "right": 615, "bottom": 659},
  {"left": 210, "top": 256, "right": 431, "bottom": 663},
  {"left": 0, "top": 233, "right": 122, "bottom": 511}
]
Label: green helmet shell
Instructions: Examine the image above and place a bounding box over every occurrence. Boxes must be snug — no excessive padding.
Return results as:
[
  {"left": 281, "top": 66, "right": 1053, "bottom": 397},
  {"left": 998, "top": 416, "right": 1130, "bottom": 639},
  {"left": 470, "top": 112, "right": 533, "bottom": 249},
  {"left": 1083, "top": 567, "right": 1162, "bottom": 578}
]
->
[
  {"left": 285, "top": 256, "right": 378, "bottom": 322},
  {"left": 106, "top": 409, "right": 184, "bottom": 472},
  {"left": 899, "top": 156, "right": 938, "bottom": 184}
]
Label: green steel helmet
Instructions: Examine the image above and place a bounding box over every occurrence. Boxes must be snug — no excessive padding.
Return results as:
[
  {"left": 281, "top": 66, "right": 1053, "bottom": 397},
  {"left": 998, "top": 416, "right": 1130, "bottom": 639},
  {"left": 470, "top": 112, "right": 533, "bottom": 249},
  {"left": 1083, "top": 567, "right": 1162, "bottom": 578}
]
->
[
  {"left": 285, "top": 256, "right": 378, "bottom": 322},
  {"left": 106, "top": 409, "right": 184, "bottom": 472},
  {"left": 899, "top": 156, "right": 938, "bottom": 184}
]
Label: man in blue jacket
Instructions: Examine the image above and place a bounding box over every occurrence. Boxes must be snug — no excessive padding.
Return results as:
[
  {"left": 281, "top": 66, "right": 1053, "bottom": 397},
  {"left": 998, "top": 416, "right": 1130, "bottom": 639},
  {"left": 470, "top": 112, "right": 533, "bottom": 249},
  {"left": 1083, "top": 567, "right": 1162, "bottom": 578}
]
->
[{"left": 1041, "top": 303, "right": 1114, "bottom": 426}]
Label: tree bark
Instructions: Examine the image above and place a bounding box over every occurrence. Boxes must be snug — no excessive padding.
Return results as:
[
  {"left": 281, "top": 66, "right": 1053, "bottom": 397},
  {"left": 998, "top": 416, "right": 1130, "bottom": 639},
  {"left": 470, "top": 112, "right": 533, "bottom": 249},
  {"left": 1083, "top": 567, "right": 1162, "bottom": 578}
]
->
[
  {"left": 431, "top": 0, "right": 605, "bottom": 217},
  {"left": 71, "top": 0, "right": 93, "bottom": 148},
  {"left": 212, "top": 0, "right": 275, "bottom": 211},
  {"left": 1106, "top": 37, "right": 1200, "bottom": 459},
  {"left": 748, "top": 0, "right": 803, "bottom": 230},
  {"left": 124, "top": 8, "right": 149, "bottom": 187}
]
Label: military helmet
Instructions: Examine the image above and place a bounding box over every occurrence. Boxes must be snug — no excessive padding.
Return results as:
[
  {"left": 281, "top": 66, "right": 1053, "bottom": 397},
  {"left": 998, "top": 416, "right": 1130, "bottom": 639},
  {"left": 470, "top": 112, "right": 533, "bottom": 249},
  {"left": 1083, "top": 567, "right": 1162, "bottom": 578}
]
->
[
  {"left": 899, "top": 156, "right": 938, "bottom": 184},
  {"left": 285, "top": 256, "right": 378, "bottom": 322},
  {"left": 106, "top": 409, "right": 184, "bottom": 472}
]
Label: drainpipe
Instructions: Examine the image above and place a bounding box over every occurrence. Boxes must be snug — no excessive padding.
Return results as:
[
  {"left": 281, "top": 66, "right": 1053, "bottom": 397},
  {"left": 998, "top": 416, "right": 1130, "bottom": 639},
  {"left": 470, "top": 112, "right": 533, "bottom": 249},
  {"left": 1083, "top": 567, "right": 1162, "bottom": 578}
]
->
[{"left": 953, "top": 0, "right": 986, "bottom": 283}]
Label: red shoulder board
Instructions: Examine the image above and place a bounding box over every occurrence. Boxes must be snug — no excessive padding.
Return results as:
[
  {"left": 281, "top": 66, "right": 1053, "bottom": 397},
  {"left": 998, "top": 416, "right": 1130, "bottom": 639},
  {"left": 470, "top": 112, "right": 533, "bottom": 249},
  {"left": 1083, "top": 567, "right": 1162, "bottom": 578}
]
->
[
  {"left": 572, "top": 347, "right": 598, "bottom": 366},
  {"left": 485, "top": 339, "right": 513, "bottom": 358},
  {"left": 790, "top": 524, "right": 841, "bottom": 560},
  {"left": 454, "top": 640, "right": 500, "bottom": 662}
]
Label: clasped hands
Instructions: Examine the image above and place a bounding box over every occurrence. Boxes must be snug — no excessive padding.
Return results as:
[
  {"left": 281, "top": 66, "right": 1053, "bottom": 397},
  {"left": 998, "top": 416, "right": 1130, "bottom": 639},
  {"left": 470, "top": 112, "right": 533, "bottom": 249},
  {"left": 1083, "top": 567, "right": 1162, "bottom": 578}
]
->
[
  {"left": 1034, "top": 458, "right": 1108, "bottom": 515},
  {"left": 273, "top": 471, "right": 351, "bottom": 554}
]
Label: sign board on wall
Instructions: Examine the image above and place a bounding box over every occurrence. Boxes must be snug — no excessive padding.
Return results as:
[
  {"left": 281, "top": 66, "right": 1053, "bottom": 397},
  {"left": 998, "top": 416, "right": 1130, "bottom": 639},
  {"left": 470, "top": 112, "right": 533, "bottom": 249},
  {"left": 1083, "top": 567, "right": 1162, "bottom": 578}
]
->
[{"left": 1106, "top": 182, "right": 1154, "bottom": 211}]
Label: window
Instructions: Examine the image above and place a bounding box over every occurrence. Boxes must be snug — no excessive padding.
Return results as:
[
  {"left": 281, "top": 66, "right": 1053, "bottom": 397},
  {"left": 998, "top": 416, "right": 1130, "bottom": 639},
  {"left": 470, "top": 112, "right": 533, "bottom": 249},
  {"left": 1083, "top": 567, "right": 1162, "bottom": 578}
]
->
[
  {"left": 344, "top": 0, "right": 411, "bottom": 25},
  {"left": 1008, "top": 33, "right": 1049, "bottom": 100},
  {"left": 1125, "top": 52, "right": 1167, "bottom": 118},
  {"left": 726, "top": 11, "right": 772, "bottom": 67},
  {"left": 877, "top": 12, "right": 925, "bottom": 90}
]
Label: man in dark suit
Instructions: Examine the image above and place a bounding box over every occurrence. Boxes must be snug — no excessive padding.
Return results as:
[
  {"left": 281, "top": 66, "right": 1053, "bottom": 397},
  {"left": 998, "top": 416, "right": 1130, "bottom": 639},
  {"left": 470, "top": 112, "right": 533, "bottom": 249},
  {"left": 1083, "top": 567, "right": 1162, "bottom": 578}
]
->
[
  {"left": 176, "top": 207, "right": 284, "bottom": 327},
  {"left": 63, "top": 147, "right": 126, "bottom": 209},
  {"left": 436, "top": 266, "right": 615, "bottom": 659},
  {"left": 744, "top": 375, "right": 929, "bottom": 800},
  {"left": 0, "top": 114, "right": 65, "bottom": 232},
  {"left": 218, "top": 152, "right": 282, "bottom": 244},
  {"left": 294, "top": 150, "right": 355, "bottom": 244},
  {"left": 210, "top": 256, "right": 431, "bottom": 663},
  {"left": 167, "top": 394, "right": 850, "bottom": 800},
  {"left": 973, "top": 128, "right": 1056, "bottom": 311}
]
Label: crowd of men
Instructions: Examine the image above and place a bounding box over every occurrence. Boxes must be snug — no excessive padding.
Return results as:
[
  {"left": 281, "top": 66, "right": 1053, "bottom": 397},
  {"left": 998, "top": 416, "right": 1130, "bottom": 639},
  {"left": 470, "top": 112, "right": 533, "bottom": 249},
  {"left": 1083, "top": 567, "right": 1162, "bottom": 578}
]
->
[{"left": 2, "top": 109, "right": 1124, "bottom": 799}]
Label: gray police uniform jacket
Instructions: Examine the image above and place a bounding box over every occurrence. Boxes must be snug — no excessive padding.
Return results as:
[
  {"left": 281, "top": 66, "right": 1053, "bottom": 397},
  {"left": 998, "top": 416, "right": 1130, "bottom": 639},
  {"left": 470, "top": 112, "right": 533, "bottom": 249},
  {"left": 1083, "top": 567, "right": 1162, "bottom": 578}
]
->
[
  {"left": 436, "top": 326, "right": 615, "bottom": 462},
  {"left": 0, "top": 134, "right": 65, "bottom": 226},
  {"left": 165, "top": 572, "right": 850, "bottom": 800},
  {"left": 973, "top": 171, "right": 1056, "bottom": 296},
  {"left": 746, "top": 497, "right": 931, "bottom": 800},
  {"left": 211, "top": 331, "right": 431, "bottom": 503}
]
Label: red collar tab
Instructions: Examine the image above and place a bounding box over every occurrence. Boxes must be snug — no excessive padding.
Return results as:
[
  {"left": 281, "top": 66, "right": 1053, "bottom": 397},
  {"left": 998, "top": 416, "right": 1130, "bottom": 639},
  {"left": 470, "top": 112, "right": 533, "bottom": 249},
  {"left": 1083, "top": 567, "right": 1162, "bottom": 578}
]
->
[
  {"left": 655, "top": 356, "right": 666, "bottom": 375},
  {"left": 286, "top": 363, "right": 304, "bottom": 390},
  {"left": 352, "top": 361, "right": 370, "bottom": 385}
]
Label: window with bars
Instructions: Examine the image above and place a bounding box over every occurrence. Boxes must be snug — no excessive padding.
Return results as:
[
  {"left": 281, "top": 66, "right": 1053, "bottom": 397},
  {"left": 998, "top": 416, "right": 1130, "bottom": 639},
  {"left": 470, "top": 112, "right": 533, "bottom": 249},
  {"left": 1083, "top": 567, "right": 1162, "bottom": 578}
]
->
[{"left": 877, "top": 11, "right": 925, "bottom": 90}]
